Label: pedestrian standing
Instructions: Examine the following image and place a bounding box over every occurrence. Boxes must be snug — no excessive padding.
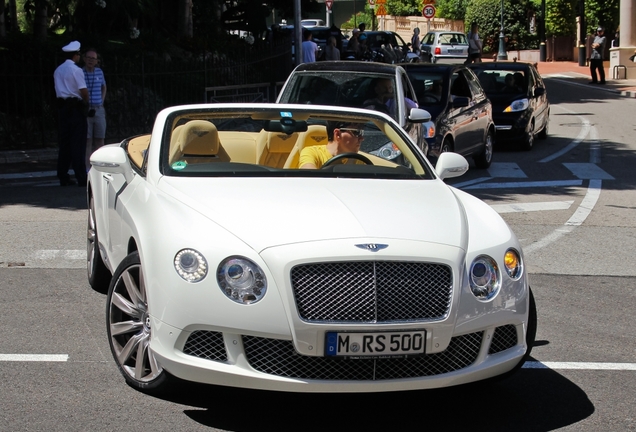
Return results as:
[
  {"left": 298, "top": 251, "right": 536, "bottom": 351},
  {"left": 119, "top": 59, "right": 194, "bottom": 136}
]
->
[
  {"left": 329, "top": 23, "right": 343, "bottom": 52},
  {"left": 411, "top": 27, "right": 421, "bottom": 54},
  {"left": 302, "top": 29, "right": 319, "bottom": 63},
  {"left": 325, "top": 36, "right": 340, "bottom": 61},
  {"left": 54, "top": 41, "right": 89, "bottom": 187},
  {"left": 464, "top": 22, "right": 482, "bottom": 64},
  {"left": 589, "top": 27, "right": 607, "bottom": 84},
  {"left": 83, "top": 48, "right": 107, "bottom": 168}
]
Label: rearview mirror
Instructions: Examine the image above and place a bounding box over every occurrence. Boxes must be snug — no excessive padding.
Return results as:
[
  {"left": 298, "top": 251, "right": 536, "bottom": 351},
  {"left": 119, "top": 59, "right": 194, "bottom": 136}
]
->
[{"left": 264, "top": 119, "right": 308, "bottom": 135}]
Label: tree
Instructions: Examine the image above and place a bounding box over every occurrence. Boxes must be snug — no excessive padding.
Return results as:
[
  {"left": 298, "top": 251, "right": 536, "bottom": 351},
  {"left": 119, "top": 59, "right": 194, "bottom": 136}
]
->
[
  {"left": 465, "top": 0, "right": 538, "bottom": 53},
  {"left": 435, "top": 0, "right": 469, "bottom": 21},
  {"left": 584, "top": 0, "right": 619, "bottom": 36},
  {"left": 386, "top": 0, "right": 420, "bottom": 16},
  {"left": 544, "top": 0, "right": 576, "bottom": 36}
]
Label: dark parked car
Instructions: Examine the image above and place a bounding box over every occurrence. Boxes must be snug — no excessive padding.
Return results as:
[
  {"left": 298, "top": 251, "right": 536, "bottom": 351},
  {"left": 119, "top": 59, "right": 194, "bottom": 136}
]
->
[
  {"left": 402, "top": 63, "right": 495, "bottom": 168},
  {"left": 469, "top": 61, "right": 550, "bottom": 150},
  {"left": 277, "top": 61, "right": 434, "bottom": 159}
]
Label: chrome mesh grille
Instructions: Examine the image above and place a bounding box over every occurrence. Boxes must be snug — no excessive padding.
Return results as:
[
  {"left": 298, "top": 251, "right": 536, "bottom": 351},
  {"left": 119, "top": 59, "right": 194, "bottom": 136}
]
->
[
  {"left": 489, "top": 325, "right": 518, "bottom": 354},
  {"left": 291, "top": 262, "right": 453, "bottom": 322},
  {"left": 243, "top": 332, "right": 482, "bottom": 380},
  {"left": 183, "top": 330, "right": 228, "bottom": 362}
]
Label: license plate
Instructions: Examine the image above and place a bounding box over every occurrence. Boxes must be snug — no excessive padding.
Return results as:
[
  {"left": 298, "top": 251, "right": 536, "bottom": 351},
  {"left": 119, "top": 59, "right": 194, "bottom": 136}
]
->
[
  {"left": 448, "top": 49, "right": 463, "bottom": 54},
  {"left": 325, "top": 330, "right": 426, "bottom": 358}
]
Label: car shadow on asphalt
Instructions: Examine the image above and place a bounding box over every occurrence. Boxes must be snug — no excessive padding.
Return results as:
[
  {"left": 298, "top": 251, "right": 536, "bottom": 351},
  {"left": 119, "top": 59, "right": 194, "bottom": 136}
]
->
[{"left": 148, "top": 366, "right": 594, "bottom": 431}]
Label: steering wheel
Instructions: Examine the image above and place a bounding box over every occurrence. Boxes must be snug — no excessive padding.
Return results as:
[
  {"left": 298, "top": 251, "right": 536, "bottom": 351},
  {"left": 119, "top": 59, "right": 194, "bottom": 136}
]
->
[
  {"left": 420, "top": 94, "right": 440, "bottom": 103},
  {"left": 322, "top": 153, "right": 373, "bottom": 168}
]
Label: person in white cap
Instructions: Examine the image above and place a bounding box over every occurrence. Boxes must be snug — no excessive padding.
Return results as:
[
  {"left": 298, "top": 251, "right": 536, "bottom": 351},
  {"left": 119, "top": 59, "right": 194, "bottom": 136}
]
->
[{"left": 53, "top": 40, "right": 89, "bottom": 186}]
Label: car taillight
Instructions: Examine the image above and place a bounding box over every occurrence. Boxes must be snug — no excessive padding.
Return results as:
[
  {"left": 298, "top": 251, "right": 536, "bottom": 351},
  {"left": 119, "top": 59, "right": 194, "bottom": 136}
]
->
[{"left": 435, "top": 47, "right": 441, "bottom": 55}]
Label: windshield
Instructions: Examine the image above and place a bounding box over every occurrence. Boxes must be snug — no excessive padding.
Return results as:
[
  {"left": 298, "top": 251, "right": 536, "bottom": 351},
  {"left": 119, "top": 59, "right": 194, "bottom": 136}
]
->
[
  {"left": 405, "top": 71, "right": 448, "bottom": 107},
  {"left": 279, "top": 72, "right": 400, "bottom": 122},
  {"left": 473, "top": 69, "right": 527, "bottom": 95},
  {"left": 156, "top": 107, "right": 433, "bottom": 180}
]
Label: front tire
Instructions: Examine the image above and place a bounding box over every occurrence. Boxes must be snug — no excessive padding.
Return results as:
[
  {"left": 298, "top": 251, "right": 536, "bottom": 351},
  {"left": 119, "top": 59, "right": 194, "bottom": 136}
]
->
[
  {"left": 87, "top": 196, "right": 111, "bottom": 294},
  {"left": 520, "top": 120, "right": 535, "bottom": 151},
  {"left": 538, "top": 114, "right": 549, "bottom": 139},
  {"left": 107, "top": 251, "right": 168, "bottom": 392},
  {"left": 473, "top": 129, "right": 494, "bottom": 169}
]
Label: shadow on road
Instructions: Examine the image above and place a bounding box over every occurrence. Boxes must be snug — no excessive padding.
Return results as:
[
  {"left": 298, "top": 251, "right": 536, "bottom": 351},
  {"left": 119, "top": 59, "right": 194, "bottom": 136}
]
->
[{"left": 144, "top": 368, "right": 594, "bottom": 431}]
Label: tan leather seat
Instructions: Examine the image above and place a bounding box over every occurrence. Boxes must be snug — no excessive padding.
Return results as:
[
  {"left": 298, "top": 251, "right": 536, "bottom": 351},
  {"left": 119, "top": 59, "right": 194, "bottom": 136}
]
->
[
  {"left": 256, "top": 131, "right": 299, "bottom": 168},
  {"left": 171, "top": 120, "right": 228, "bottom": 165},
  {"left": 283, "top": 124, "right": 328, "bottom": 169}
]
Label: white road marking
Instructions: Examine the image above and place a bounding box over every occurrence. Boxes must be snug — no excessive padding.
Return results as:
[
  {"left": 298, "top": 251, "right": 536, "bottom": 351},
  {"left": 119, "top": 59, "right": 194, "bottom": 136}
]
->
[
  {"left": 523, "top": 361, "right": 636, "bottom": 371},
  {"left": 564, "top": 162, "right": 614, "bottom": 179},
  {"left": 0, "top": 354, "right": 69, "bottom": 362},
  {"left": 487, "top": 162, "right": 528, "bottom": 178},
  {"left": 464, "top": 180, "right": 582, "bottom": 190},
  {"left": 33, "top": 250, "right": 85, "bottom": 260},
  {"left": 451, "top": 177, "right": 492, "bottom": 189},
  {"left": 524, "top": 179, "right": 602, "bottom": 253},
  {"left": 491, "top": 201, "right": 574, "bottom": 214},
  {"left": 539, "top": 110, "right": 590, "bottom": 163}
]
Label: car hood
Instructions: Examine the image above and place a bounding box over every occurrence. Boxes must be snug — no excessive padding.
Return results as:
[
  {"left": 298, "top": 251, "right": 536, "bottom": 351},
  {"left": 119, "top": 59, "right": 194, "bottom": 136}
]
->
[{"left": 158, "top": 177, "right": 466, "bottom": 252}]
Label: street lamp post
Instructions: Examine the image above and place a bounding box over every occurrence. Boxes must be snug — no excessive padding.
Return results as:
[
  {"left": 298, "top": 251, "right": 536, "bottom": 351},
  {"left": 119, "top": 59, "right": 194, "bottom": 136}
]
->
[{"left": 497, "top": 0, "right": 508, "bottom": 60}]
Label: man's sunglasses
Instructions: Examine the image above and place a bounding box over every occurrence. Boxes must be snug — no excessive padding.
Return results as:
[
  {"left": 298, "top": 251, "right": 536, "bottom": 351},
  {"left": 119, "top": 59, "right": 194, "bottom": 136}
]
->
[{"left": 339, "top": 128, "right": 364, "bottom": 138}]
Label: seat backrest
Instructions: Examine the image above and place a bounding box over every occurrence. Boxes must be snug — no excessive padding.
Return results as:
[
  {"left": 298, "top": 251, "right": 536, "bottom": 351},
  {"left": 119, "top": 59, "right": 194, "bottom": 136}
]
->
[
  {"left": 256, "top": 131, "right": 299, "bottom": 168},
  {"left": 174, "top": 120, "right": 227, "bottom": 164},
  {"left": 284, "top": 124, "right": 328, "bottom": 169}
]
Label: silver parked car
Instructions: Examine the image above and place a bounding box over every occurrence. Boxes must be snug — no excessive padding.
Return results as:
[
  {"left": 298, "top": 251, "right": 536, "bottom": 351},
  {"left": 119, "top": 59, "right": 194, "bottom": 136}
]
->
[{"left": 420, "top": 31, "right": 469, "bottom": 63}]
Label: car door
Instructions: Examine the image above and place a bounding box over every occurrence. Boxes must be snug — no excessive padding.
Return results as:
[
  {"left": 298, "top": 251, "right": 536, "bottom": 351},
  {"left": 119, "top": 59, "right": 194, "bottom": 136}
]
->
[
  {"left": 397, "top": 69, "right": 424, "bottom": 150},
  {"left": 447, "top": 69, "right": 475, "bottom": 154},
  {"left": 530, "top": 67, "right": 549, "bottom": 131},
  {"left": 463, "top": 68, "right": 492, "bottom": 154}
]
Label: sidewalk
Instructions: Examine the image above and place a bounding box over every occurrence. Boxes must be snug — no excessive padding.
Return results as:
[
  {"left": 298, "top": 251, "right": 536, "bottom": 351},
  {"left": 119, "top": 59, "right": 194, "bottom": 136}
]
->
[{"left": 1, "top": 61, "right": 635, "bottom": 166}]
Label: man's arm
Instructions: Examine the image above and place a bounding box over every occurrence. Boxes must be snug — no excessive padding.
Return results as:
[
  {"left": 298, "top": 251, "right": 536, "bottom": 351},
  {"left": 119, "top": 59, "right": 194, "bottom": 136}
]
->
[{"left": 79, "top": 88, "right": 89, "bottom": 104}]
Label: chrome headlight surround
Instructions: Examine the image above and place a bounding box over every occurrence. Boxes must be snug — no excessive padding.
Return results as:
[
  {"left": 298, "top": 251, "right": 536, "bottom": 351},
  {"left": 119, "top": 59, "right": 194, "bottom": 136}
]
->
[
  {"left": 503, "top": 98, "right": 529, "bottom": 112},
  {"left": 503, "top": 248, "right": 523, "bottom": 280},
  {"left": 469, "top": 255, "right": 501, "bottom": 301},
  {"left": 217, "top": 256, "right": 267, "bottom": 305},
  {"left": 174, "top": 249, "right": 208, "bottom": 283}
]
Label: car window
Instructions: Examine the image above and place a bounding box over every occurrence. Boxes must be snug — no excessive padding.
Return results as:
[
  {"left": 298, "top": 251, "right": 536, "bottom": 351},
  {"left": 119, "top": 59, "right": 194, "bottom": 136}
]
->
[
  {"left": 474, "top": 69, "right": 527, "bottom": 94},
  {"left": 159, "top": 110, "right": 432, "bottom": 179},
  {"left": 450, "top": 70, "right": 471, "bottom": 99},
  {"left": 439, "top": 33, "right": 468, "bottom": 45},
  {"left": 423, "top": 33, "right": 435, "bottom": 44},
  {"left": 406, "top": 71, "right": 447, "bottom": 106},
  {"left": 280, "top": 72, "right": 399, "bottom": 121},
  {"left": 465, "top": 69, "right": 485, "bottom": 98}
]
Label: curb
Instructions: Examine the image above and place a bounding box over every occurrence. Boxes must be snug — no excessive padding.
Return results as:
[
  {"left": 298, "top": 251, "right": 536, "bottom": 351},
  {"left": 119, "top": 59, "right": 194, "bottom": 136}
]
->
[{"left": 0, "top": 149, "right": 58, "bottom": 164}]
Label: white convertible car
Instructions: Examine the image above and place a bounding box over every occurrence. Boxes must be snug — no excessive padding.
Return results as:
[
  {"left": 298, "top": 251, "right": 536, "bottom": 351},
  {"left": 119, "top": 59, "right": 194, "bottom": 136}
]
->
[{"left": 87, "top": 103, "right": 536, "bottom": 393}]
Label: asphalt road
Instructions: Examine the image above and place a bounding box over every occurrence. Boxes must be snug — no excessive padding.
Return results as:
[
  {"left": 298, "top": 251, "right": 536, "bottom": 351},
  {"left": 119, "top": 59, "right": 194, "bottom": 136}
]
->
[{"left": 0, "top": 76, "right": 635, "bottom": 431}]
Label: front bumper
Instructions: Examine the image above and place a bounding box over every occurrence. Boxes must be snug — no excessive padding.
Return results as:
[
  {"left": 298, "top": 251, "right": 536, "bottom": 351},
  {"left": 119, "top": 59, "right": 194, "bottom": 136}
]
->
[
  {"left": 147, "top": 237, "right": 531, "bottom": 392},
  {"left": 493, "top": 112, "right": 531, "bottom": 145}
]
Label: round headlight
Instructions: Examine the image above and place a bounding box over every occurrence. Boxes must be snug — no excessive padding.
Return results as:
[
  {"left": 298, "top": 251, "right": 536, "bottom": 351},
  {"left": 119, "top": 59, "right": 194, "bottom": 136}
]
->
[
  {"left": 174, "top": 249, "right": 208, "bottom": 283},
  {"left": 469, "top": 255, "right": 500, "bottom": 300},
  {"left": 504, "top": 249, "right": 523, "bottom": 279},
  {"left": 217, "top": 257, "right": 267, "bottom": 304}
]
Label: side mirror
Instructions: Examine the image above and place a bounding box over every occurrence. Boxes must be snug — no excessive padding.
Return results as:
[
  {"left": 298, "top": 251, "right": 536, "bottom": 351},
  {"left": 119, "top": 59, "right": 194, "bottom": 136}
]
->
[
  {"left": 451, "top": 96, "right": 470, "bottom": 108},
  {"left": 90, "top": 145, "right": 135, "bottom": 184},
  {"left": 534, "top": 87, "right": 546, "bottom": 97},
  {"left": 435, "top": 152, "right": 469, "bottom": 180},
  {"left": 408, "top": 107, "right": 432, "bottom": 123}
]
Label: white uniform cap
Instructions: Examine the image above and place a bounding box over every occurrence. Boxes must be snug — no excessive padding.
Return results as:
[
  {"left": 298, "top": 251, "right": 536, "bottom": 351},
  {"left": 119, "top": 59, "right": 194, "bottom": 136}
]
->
[{"left": 62, "top": 41, "right": 81, "bottom": 52}]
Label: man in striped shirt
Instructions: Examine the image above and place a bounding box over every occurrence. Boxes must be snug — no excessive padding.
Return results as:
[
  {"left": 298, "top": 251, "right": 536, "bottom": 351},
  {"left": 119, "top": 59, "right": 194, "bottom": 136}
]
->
[{"left": 83, "top": 48, "right": 107, "bottom": 168}]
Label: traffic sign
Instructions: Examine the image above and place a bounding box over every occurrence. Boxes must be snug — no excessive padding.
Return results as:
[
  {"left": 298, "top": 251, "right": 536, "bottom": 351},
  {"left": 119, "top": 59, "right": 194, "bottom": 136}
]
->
[
  {"left": 375, "top": 4, "right": 387, "bottom": 15},
  {"left": 325, "top": 0, "right": 333, "bottom": 9},
  {"left": 422, "top": 4, "right": 436, "bottom": 19},
  {"left": 422, "top": 0, "right": 435, "bottom": 4},
  {"left": 368, "top": 0, "right": 375, "bottom": 5}
]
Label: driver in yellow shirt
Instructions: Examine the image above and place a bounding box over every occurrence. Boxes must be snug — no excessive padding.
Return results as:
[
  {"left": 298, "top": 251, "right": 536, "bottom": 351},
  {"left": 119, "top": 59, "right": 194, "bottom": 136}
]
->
[{"left": 299, "top": 121, "right": 365, "bottom": 169}]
